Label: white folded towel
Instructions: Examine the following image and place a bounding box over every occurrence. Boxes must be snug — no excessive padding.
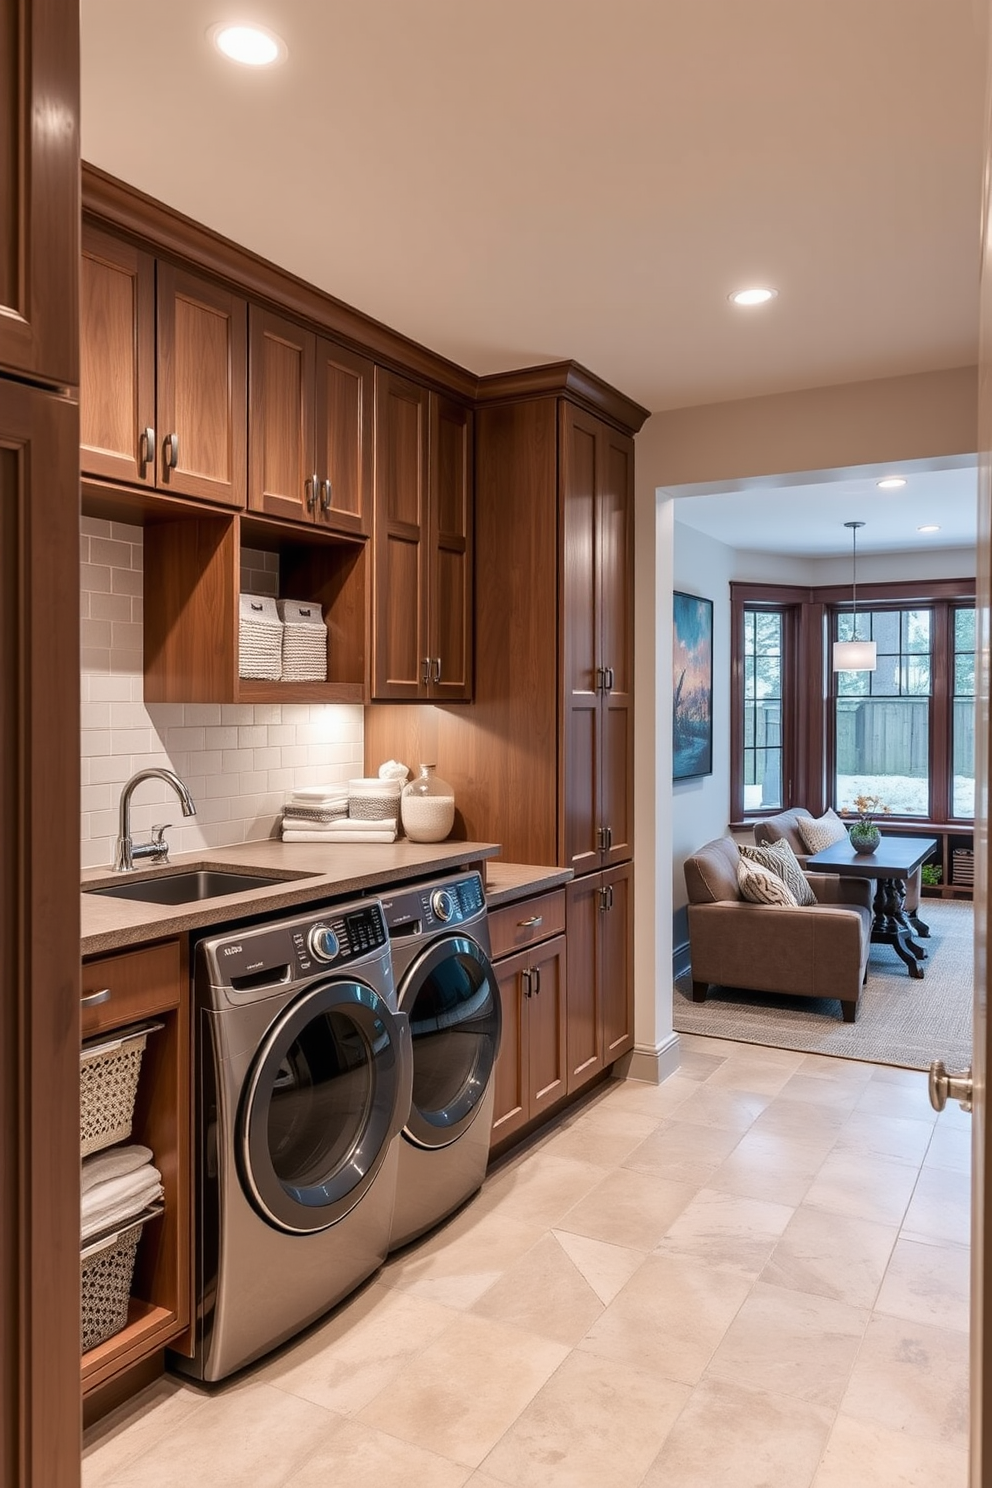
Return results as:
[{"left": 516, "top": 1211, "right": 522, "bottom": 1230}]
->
[
  {"left": 81, "top": 1161, "right": 163, "bottom": 1242},
  {"left": 281, "top": 828, "right": 397, "bottom": 844},
  {"left": 287, "top": 784, "right": 350, "bottom": 804},
  {"left": 81, "top": 1144, "right": 153, "bottom": 1195},
  {"left": 81, "top": 1179, "right": 165, "bottom": 1244}
]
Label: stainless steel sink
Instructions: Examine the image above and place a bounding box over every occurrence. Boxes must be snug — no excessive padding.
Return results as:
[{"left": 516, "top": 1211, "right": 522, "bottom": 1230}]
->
[{"left": 85, "top": 869, "right": 304, "bottom": 905}]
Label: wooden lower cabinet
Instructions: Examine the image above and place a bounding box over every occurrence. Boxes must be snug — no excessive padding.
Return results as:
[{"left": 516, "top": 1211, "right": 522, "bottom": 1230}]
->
[
  {"left": 80, "top": 939, "right": 191, "bottom": 1404},
  {"left": 491, "top": 932, "right": 568, "bottom": 1148},
  {"left": 566, "top": 862, "right": 634, "bottom": 1093}
]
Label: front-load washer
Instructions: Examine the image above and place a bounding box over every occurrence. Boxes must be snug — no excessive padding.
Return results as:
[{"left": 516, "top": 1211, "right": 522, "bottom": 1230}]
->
[
  {"left": 174, "top": 896, "right": 411, "bottom": 1382},
  {"left": 382, "top": 870, "right": 501, "bottom": 1250}
]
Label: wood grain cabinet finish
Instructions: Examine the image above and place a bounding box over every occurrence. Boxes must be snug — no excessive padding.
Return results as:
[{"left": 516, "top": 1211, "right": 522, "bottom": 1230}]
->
[
  {"left": 565, "top": 861, "right": 634, "bottom": 1092},
  {"left": 248, "top": 305, "right": 372, "bottom": 536},
  {"left": 372, "top": 369, "right": 473, "bottom": 701},
  {"left": 81, "top": 223, "right": 247, "bottom": 507},
  {"left": 491, "top": 931, "right": 567, "bottom": 1147},
  {"left": 0, "top": 0, "right": 79, "bottom": 386},
  {"left": 80, "top": 938, "right": 192, "bottom": 1403}
]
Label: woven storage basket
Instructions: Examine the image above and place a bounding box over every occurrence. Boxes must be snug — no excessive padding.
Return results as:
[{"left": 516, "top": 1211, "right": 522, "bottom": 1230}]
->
[
  {"left": 81, "top": 1204, "right": 162, "bottom": 1353},
  {"left": 239, "top": 593, "right": 283, "bottom": 680},
  {"left": 80, "top": 1024, "right": 159, "bottom": 1158},
  {"left": 277, "top": 598, "right": 327, "bottom": 682}
]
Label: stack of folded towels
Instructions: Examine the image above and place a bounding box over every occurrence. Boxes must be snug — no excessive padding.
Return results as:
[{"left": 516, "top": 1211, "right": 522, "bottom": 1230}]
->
[
  {"left": 280, "top": 783, "right": 398, "bottom": 844},
  {"left": 81, "top": 1143, "right": 163, "bottom": 1243}
]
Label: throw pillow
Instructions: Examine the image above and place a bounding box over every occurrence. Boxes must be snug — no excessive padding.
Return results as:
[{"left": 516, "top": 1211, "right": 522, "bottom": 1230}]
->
[
  {"left": 737, "top": 859, "right": 799, "bottom": 907},
  {"left": 740, "top": 839, "right": 817, "bottom": 906},
  {"left": 796, "top": 808, "right": 848, "bottom": 855}
]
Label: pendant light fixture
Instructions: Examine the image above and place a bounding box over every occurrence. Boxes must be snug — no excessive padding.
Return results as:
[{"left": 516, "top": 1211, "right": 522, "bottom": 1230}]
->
[{"left": 833, "top": 521, "right": 877, "bottom": 672}]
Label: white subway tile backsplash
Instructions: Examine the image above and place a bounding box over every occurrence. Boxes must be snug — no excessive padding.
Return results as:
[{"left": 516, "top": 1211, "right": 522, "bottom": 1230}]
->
[{"left": 80, "top": 518, "right": 363, "bottom": 865}]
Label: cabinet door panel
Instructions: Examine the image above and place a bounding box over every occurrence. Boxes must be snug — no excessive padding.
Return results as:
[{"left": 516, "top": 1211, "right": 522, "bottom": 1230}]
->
[
  {"left": 492, "top": 951, "right": 528, "bottom": 1143},
  {"left": 565, "top": 874, "right": 603, "bottom": 1090},
  {"left": 428, "top": 395, "right": 473, "bottom": 699},
  {"left": 0, "top": 0, "right": 78, "bottom": 386},
  {"left": 528, "top": 936, "right": 568, "bottom": 1114},
  {"left": 601, "top": 862, "right": 633, "bottom": 1063},
  {"left": 599, "top": 429, "right": 634, "bottom": 865},
  {"left": 561, "top": 404, "right": 602, "bottom": 873},
  {"left": 372, "top": 368, "right": 429, "bottom": 698},
  {"left": 157, "top": 264, "right": 246, "bottom": 508},
  {"left": 248, "top": 306, "right": 314, "bottom": 523},
  {"left": 315, "top": 339, "right": 372, "bottom": 536},
  {"left": 80, "top": 225, "right": 155, "bottom": 485}
]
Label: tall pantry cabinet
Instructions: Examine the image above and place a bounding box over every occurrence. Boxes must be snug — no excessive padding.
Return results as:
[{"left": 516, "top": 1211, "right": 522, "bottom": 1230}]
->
[
  {"left": 365, "top": 364, "right": 648, "bottom": 1111},
  {"left": 0, "top": 2, "right": 83, "bottom": 1485}
]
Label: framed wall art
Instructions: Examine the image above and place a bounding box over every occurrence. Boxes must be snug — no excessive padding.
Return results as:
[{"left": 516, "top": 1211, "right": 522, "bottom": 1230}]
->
[{"left": 673, "top": 591, "right": 713, "bottom": 780}]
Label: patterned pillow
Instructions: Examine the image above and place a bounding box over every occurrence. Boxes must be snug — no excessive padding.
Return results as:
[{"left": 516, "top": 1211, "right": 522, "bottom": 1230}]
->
[
  {"left": 796, "top": 808, "right": 848, "bottom": 855},
  {"left": 737, "top": 859, "right": 799, "bottom": 907},
  {"left": 740, "top": 840, "right": 817, "bottom": 906}
]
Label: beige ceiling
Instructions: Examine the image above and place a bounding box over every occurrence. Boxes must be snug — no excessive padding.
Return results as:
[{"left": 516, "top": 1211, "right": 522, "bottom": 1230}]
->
[{"left": 80, "top": 0, "right": 987, "bottom": 415}]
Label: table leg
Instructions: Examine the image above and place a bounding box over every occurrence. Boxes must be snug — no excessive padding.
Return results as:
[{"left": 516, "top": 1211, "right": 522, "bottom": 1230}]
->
[{"left": 871, "top": 877, "right": 926, "bottom": 979}]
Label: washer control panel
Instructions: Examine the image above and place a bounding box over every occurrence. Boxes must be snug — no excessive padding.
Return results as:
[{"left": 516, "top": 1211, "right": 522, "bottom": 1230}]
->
[
  {"left": 202, "top": 898, "right": 388, "bottom": 994},
  {"left": 381, "top": 872, "right": 486, "bottom": 937}
]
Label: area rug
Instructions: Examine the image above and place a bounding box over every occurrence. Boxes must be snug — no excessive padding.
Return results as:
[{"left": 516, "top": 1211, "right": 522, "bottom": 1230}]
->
[{"left": 673, "top": 898, "right": 974, "bottom": 1071}]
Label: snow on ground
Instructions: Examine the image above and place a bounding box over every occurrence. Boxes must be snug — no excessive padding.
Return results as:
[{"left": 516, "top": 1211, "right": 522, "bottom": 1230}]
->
[{"left": 744, "top": 775, "right": 975, "bottom": 818}]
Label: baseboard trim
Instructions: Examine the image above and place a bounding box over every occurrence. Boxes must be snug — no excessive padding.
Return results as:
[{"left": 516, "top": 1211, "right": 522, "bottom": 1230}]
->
[{"left": 616, "top": 1032, "right": 682, "bottom": 1086}]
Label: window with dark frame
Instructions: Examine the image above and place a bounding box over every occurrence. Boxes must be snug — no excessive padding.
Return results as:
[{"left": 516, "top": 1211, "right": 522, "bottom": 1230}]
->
[
  {"left": 742, "top": 608, "right": 784, "bottom": 812},
  {"left": 952, "top": 605, "right": 976, "bottom": 819}
]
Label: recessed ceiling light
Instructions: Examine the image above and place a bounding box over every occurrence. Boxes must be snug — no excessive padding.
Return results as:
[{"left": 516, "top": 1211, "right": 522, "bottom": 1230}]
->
[
  {"left": 876, "top": 477, "right": 907, "bottom": 490},
  {"left": 729, "top": 287, "right": 778, "bottom": 306},
  {"left": 211, "top": 22, "right": 285, "bottom": 66},
  {"left": 918, "top": 525, "right": 940, "bottom": 534}
]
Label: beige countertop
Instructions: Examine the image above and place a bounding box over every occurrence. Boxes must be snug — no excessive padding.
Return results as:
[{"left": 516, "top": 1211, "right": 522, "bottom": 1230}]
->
[
  {"left": 483, "top": 861, "right": 573, "bottom": 907},
  {"left": 81, "top": 839, "right": 503, "bottom": 956}
]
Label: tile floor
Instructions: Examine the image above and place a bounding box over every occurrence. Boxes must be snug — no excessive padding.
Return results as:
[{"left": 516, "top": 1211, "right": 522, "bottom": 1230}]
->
[{"left": 83, "top": 1035, "right": 973, "bottom": 1488}]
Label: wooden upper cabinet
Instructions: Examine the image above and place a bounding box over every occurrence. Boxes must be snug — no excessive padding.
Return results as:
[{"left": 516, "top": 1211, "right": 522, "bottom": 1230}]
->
[
  {"left": 80, "top": 224, "right": 156, "bottom": 485},
  {"left": 249, "top": 305, "right": 371, "bottom": 535},
  {"left": 0, "top": 0, "right": 79, "bottom": 387},
  {"left": 428, "top": 395, "right": 473, "bottom": 701},
  {"left": 561, "top": 402, "right": 634, "bottom": 874},
  {"left": 80, "top": 225, "right": 247, "bottom": 508}
]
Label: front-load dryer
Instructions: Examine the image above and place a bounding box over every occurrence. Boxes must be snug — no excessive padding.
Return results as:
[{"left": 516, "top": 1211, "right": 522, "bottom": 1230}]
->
[
  {"left": 175, "top": 897, "right": 411, "bottom": 1382},
  {"left": 382, "top": 870, "right": 501, "bottom": 1250}
]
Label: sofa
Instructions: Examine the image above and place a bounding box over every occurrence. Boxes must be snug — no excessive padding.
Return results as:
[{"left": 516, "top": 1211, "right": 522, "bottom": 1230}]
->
[
  {"left": 753, "top": 806, "right": 928, "bottom": 938},
  {"left": 683, "top": 836, "right": 873, "bottom": 1023}
]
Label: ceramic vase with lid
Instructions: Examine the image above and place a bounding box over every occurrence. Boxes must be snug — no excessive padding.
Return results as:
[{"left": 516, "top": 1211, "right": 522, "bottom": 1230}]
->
[{"left": 400, "top": 764, "right": 455, "bottom": 842}]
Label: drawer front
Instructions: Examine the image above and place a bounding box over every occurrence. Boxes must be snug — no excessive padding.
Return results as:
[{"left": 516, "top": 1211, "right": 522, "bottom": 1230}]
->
[
  {"left": 488, "top": 890, "right": 566, "bottom": 961},
  {"left": 81, "top": 940, "right": 183, "bottom": 1038}
]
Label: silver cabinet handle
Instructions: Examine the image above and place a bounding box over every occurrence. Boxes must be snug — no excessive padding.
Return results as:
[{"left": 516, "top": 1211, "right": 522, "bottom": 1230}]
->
[
  {"left": 599, "top": 887, "right": 610, "bottom": 912},
  {"left": 164, "top": 432, "right": 180, "bottom": 469},
  {"left": 518, "top": 915, "right": 543, "bottom": 928},
  {"left": 305, "top": 474, "right": 318, "bottom": 511},
  {"left": 421, "top": 657, "right": 431, "bottom": 686},
  {"left": 140, "top": 426, "right": 155, "bottom": 471},
  {"left": 604, "top": 665, "right": 615, "bottom": 692},
  {"left": 523, "top": 968, "right": 532, "bottom": 998},
  {"left": 320, "top": 478, "right": 333, "bottom": 511},
  {"left": 432, "top": 657, "right": 442, "bottom": 684},
  {"left": 81, "top": 987, "right": 111, "bottom": 1007},
  {"left": 532, "top": 965, "right": 541, "bottom": 995}
]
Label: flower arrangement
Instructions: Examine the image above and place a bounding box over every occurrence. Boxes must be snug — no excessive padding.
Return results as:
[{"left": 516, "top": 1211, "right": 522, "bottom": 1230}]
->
[{"left": 843, "top": 793, "right": 891, "bottom": 825}]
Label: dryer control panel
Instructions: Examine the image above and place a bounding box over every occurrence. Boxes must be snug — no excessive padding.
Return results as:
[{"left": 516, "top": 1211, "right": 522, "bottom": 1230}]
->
[
  {"left": 381, "top": 872, "right": 485, "bottom": 937},
  {"left": 200, "top": 899, "right": 388, "bottom": 995}
]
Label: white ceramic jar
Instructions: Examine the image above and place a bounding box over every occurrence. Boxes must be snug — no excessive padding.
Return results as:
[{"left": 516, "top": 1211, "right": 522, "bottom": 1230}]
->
[{"left": 400, "top": 764, "right": 455, "bottom": 842}]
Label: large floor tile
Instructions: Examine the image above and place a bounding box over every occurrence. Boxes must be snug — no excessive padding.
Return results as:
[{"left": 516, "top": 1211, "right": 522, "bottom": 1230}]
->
[
  {"left": 840, "top": 1313, "right": 970, "bottom": 1448},
  {"left": 664, "top": 1083, "right": 772, "bottom": 1134},
  {"left": 283, "top": 1417, "right": 471, "bottom": 1488},
  {"left": 577, "top": 1253, "right": 752, "bottom": 1387},
  {"left": 923, "top": 1122, "right": 972, "bottom": 1174},
  {"left": 795, "top": 1053, "right": 875, "bottom": 1085},
  {"left": 832, "top": 1110, "right": 935, "bottom": 1165},
  {"left": 706, "top": 1281, "right": 869, "bottom": 1409},
  {"left": 469, "top": 1233, "right": 605, "bottom": 1346},
  {"left": 749, "top": 1097, "right": 851, "bottom": 1141},
  {"left": 902, "top": 1164, "right": 972, "bottom": 1246},
  {"left": 777, "top": 1071, "right": 865, "bottom": 1110},
  {"left": 621, "top": 1117, "right": 744, "bottom": 1185},
  {"left": 655, "top": 1186, "right": 794, "bottom": 1277},
  {"left": 640, "top": 1376, "right": 834, "bottom": 1488},
  {"left": 539, "top": 1107, "right": 660, "bottom": 1169},
  {"left": 83, "top": 1377, "right": 209, "bottom": 1487},
  {"left": 356, "top": 1313, "right": 567, "bottom": 1469},
  {"left": 551, "top": 1230, "right": 647, "bottom": 1305},
  {"left": 599, "top": 1072, "right": 702, "bottom": 1119},
  {"left": 874, "top": 1236, "right": 970, "bottom": 1333},
  {"left": 802, "top": 1148, "right": 920, "bottom": 1227},
  {"left": 478, "top": 1151, "right": 612, "bottom": 1228},
  {"left": 706, "top": 1128, "right": 835, "bottom": 1207},
  {"left": 379, "top": 1201, "right": 546, "bottom": 1310},
  {"left": 96, "top": 1380, "right": 341, "bottom": 1488},
  {"left": 703, "top": 1051, "right": 805, "bottom": 1097},
  {"left": 854, "top": 1078, "right": 940, "bottom": 1124},
  {"left": 760, "top": 1206, "right": 898, "bottom": 1309},
  {"left": 254, "top": 1283, "right": 458, "bottom": 1415},
  {"left": 479, "top": 1350, "right": 688, "bottom": 1488},
  {"left": 811, "top": 1414, "right": 968, "bottom": 1488},
  {"left": 555, "top": 1166, "right": 696, "bottom": 1251}
]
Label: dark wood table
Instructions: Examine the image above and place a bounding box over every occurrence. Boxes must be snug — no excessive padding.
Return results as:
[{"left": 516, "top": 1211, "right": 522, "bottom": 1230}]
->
[{"left": 805, "top": 834, "right": 938, "bottom": 979}]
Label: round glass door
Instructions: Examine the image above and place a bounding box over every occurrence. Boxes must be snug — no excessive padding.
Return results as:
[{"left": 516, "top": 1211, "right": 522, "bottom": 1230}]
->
[
  {"left": 240, "top": 979, "right": 403, "bottom": 1233},
  {"left": 400, "top": 935, "right": 501, "bottom": 1149}
]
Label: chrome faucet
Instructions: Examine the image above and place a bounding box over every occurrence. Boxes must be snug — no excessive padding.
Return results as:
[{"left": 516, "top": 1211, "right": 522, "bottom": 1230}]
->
[{"left": 114, "top": 768, "right": 197, "bottom": 872}]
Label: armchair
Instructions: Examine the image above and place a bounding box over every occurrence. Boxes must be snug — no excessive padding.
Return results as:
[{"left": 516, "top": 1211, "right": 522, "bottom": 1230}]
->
[{"left": 683, "top": 836, "right": 873, "bottom": 1023}]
